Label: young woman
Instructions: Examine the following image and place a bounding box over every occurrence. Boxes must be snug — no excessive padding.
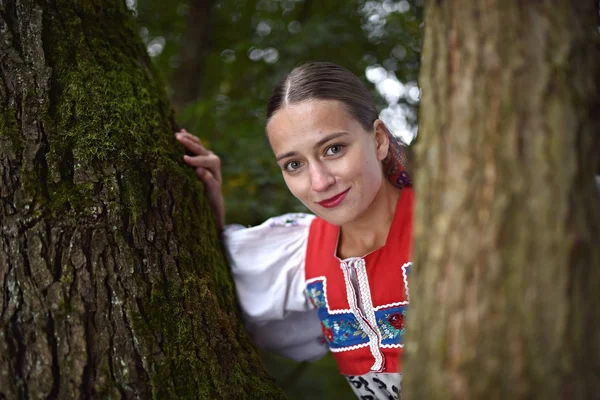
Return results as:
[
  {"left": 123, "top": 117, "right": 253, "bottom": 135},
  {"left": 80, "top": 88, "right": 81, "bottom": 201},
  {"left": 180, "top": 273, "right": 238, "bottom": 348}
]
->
[{"left": 176, "top": 62, "right": 412, "bottom": 399}]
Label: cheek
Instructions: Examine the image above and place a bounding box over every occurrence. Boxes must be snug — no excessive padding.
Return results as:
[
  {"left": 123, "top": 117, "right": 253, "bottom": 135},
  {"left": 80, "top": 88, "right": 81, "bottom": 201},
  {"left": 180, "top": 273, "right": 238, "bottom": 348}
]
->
[
  {"left": 360, "top": 151, "right": 384, "bottom": 186},
  {"left": 283, "top": 175, "right": 307, "bottom": 200}
]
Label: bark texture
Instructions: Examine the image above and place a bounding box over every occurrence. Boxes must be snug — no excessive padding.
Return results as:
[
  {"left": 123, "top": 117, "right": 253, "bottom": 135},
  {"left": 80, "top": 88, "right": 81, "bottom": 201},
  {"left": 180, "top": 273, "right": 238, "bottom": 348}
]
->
[
  {"left": 404, "top": 1, "right": 600, "bottom": 399},
  {"left": 0, "top": 0, "right": 285, "bottom": 398}
]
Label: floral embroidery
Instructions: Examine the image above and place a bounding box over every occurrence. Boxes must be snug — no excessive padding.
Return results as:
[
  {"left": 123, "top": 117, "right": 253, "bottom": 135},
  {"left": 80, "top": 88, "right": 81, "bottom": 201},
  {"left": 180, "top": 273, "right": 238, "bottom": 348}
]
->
[
  {"left": 306, "top": 286, "right": 326, "bottom": 309},
  {"left": 321, "top": 324, "right": 334, "bottom": 342},
  {"left": 307, "top": 281, "right": 369, "bottom": 350},
  {"left": 376, "top": 306, "right": 407, "bottom": 344},
  {"left": 387, "top": 312, "right": 404, "bottom": 330},
  {"left": 320, "top": 316, "right": 369, "bottom": 345},
  {"left": 268, "top": 213, "right": 308, "bottom": 228}
]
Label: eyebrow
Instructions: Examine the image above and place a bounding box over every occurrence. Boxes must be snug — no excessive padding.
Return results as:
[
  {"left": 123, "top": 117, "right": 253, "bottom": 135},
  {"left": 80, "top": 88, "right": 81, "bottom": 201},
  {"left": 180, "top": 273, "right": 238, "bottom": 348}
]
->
[{"left": 275, "top": 131, "right": 349, "bottom": 162}]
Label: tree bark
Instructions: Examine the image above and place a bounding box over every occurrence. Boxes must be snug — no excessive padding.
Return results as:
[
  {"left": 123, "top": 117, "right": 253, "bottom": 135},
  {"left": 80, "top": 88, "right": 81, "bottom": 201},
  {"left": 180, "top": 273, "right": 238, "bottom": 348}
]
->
[
  {"left": 404, "top": 1, "right": 600, "bottom": 399},
  {"left": 0, "top": 0, "right": 285, "bottom": 398}
]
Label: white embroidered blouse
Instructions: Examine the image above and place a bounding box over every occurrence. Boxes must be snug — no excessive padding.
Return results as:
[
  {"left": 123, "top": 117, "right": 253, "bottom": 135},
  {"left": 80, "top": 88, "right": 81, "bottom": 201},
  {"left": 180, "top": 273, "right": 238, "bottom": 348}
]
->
[{"left": 223, "top": 213, "right": 326, "bottom": 361}]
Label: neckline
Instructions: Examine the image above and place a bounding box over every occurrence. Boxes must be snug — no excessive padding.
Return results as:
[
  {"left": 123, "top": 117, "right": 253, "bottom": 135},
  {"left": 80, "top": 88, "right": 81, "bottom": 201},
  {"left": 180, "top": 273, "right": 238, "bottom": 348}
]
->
[{"left": 334, "top": 187, "right": 408, "bottom": 261}]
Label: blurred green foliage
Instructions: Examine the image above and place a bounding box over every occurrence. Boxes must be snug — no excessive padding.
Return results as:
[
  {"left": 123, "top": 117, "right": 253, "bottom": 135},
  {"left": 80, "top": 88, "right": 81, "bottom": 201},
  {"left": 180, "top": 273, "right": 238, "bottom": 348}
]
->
[
  {"left": 133, "top": 0, "right": 422, "bottom": 397},
  {"left": 136, "top": 0, "right": 422, "bottom": 226}
]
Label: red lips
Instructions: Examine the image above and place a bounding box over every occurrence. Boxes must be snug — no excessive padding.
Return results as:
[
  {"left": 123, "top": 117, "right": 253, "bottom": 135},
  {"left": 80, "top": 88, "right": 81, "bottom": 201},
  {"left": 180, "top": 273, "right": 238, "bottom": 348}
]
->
[{"left": 318, "top": 189, "right": 350, "bottom": 208}]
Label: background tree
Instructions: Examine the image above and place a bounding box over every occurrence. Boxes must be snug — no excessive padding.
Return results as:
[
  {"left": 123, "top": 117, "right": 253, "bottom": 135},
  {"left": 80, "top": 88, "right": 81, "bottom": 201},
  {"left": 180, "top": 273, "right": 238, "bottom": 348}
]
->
[
  {"left": 405, "top": 2, "right": 600, "bottom": 399},
  {"left": 0, "top": 0, "right": 286, "bottom": 398}
]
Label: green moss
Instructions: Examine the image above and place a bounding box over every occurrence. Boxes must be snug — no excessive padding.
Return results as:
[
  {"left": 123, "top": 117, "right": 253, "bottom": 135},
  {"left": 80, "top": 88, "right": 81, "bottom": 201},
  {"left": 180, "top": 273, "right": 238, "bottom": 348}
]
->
[
  {"left": 0, "top": 106, "right": 23, "bottom": 153},
  {"left": 29, "top": 1, "right": 286, "bottom": 397},
  {"left": 125, "top": 166, "right": 286, "bottom": 398},
  {"left": 56, "top": 296, "right": 75, "bottom": 315},
  {"left": 37, "top": 0, "right": 176, "bottom": 220},
  {"left": 135, "top": 275, "right": 285, "bottom": 399},
  {"left": 48, "top": 181, "right": 94, "bottom": 213}
]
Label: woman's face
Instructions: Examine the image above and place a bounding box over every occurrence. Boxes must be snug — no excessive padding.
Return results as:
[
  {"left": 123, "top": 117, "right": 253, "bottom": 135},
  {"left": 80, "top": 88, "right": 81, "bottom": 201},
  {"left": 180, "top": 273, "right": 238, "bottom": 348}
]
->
[{"left": 267, "top": 99, "right": 389, "bottom": 226}]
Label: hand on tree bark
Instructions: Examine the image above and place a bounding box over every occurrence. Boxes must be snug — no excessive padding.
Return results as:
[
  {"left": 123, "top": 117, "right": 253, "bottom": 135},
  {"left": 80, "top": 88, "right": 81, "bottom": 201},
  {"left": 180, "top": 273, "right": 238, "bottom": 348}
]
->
[{"left": 176, "top": 129, "right": 225, "bottom": 231}]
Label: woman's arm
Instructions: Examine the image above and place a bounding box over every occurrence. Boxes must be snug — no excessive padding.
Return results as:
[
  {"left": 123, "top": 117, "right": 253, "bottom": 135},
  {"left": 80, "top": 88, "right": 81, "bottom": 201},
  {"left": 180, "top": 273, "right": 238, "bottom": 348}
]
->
[
  {"left": 175, "top": 129, "right": 225, "bottom": 231},
  {"left": 223, "top": 214, "right": 328, "bottom": 362}
]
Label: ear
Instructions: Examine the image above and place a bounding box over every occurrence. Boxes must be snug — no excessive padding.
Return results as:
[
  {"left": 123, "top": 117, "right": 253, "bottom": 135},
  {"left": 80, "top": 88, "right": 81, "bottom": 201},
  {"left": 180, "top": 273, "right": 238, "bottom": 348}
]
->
[{"left": 372, "top": 119, "right": 390, "bottom": 161}]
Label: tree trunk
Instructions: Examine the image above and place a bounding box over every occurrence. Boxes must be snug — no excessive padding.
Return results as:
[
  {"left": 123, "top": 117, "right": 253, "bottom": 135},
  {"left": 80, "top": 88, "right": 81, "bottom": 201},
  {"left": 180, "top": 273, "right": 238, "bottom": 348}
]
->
[
  {"left": 0, "top": 0, "right": 285, "bottom": 398},
  {"left": 404, "top": 2, "right": 600, "bottom": 399}
]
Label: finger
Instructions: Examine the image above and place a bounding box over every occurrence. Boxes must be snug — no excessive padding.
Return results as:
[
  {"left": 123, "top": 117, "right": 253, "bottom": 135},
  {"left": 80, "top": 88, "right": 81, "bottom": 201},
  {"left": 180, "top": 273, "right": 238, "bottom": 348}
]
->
[
  {"left": 178, "top": 133, "right": 204, "bottom": 150},
  {"left": 175, "top": 130, "right": 198, "bottom": 142},
  {"left": 184, "top": 154, "right": 221, "bottom": 181},
  {"left": 177, "top": 135, "right": 209, "bottom": 156},
  {"left": 175, "top": 128, "right": 188, "bottom": 138},
  {"left": 175, "top": 129, "right": 202, "bottom": 144},
  {"left": 184, "top": 154, "right": 220, "bottom": 174},
  {"left": 180, "top": 131, "right": 202, "bottom": 144},
  {"left": 195, "top": 167, "right": 220, "bottom": 189}
]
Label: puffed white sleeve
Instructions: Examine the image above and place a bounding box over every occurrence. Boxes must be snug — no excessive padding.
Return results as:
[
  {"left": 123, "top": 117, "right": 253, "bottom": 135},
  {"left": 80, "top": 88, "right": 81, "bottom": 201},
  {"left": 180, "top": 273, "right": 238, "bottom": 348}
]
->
[{"left": 222, "top": 213, "right": 328, "bottom": 362}]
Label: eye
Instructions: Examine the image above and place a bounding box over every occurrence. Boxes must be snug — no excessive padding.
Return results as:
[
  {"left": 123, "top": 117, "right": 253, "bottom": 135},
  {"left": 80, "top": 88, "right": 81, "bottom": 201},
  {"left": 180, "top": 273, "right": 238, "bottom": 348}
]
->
[
  {"left": 325, "top": 144, "right": 344, "bottom": 156},
  {"left": 284, "top": 160, "right": 302, "bottom": 172}
]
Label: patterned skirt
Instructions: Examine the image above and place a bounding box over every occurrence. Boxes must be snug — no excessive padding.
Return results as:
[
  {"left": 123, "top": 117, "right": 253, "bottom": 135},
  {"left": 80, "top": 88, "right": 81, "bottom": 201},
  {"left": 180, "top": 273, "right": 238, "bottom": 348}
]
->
[{"left": 345, "top": 372, "right": 402, "bottom": 399}]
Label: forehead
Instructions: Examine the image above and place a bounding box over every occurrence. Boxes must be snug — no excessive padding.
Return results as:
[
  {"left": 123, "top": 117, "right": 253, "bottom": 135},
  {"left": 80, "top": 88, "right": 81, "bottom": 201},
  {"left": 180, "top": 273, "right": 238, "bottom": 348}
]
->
[{"left": 267, "top": 100, "right": 362, "bottom": 151}]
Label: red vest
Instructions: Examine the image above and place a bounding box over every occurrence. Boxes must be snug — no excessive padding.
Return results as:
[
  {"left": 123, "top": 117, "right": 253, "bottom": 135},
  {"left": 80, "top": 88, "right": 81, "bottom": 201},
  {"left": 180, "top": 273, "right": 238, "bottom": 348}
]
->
[{"left": 304, "top": 188, "right": 413, "bottom": 375}]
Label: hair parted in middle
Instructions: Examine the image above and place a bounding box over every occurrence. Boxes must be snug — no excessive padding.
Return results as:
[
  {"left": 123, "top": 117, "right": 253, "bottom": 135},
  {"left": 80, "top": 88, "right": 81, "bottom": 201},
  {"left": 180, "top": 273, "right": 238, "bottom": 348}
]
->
[
  {"left": 266, "top": 62, "right": 378, "bottom": 132},
  {"left": 266, "top": 61, "right": 411, "bottom": 188}
]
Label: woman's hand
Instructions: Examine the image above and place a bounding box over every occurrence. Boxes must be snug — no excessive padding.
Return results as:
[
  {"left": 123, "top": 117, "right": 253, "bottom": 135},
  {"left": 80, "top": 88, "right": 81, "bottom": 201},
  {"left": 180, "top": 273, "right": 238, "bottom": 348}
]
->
[{"left": 175, "top": 129, "right": 225, "bottom": 231}]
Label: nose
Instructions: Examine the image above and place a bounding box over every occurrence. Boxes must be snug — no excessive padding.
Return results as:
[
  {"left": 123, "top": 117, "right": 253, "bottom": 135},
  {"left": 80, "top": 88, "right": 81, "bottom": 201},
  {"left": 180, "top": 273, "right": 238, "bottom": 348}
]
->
[{"left": 310, "top": 163, "right": 335, "bottom": 193}]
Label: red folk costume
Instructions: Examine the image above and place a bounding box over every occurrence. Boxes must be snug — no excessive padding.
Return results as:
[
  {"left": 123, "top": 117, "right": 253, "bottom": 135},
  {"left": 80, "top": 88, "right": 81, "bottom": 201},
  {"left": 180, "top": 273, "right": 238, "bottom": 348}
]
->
[{"left": 304, "top": 186, "right": 413, "bottom": 376}]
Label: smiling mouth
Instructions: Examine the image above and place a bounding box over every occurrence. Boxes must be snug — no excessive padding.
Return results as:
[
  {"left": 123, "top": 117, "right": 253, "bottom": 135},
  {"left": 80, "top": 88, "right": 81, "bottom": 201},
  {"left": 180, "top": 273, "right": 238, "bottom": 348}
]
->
[{"left": 317, "top": 189, "right": 350, "bottom": 208}]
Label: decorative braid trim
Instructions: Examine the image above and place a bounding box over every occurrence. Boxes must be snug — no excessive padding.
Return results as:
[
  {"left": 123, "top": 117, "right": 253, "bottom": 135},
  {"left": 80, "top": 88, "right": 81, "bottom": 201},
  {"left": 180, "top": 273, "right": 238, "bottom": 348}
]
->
[
  {"left": 354, "top": 259, "right": 378, "bottom": 329},
  {"left": 341, "top": 260, "right": 384, "bottom": 372}
]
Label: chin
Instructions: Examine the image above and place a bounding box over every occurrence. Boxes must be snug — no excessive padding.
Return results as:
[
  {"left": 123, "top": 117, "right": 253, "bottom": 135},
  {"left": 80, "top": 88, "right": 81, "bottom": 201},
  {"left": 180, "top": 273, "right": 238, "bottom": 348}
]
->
[{"left": 313, "top": 207, "right": 358, "bottom": 227}]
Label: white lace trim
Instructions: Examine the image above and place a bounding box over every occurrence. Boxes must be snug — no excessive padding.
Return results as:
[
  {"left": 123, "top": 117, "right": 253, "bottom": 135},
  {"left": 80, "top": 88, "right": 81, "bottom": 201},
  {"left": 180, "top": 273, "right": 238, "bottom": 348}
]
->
[
  {"left": 329, "top": 342, "right": 370, "bottom": 353},
  {"left": 306, "top": 276, "right": 352, "bottom": 314},
  {"left": 341, "top": 260, "right": 384, "bottom": 372},
  {"left": 373, "top": 262, "right": 412, "bottom": 311},
  {"left": 373, "top": 301, "right": 409, "bottom": 311},
  {"left": 381, "top": 343, "right": 404, "bottom": 349},
  {"left": 402, "top": 262, "right": 411, "bottom": 302}
]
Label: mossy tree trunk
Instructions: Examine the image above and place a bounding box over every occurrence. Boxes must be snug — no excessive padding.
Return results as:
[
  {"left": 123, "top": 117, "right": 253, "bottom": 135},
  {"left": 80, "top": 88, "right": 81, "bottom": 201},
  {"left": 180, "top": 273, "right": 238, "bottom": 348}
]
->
[
  {"left": 0, "top": 0, "right": 285, "bottom": 398},
  {"left": 404, "top": 2, "right": 600, "bottom": 399}
]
